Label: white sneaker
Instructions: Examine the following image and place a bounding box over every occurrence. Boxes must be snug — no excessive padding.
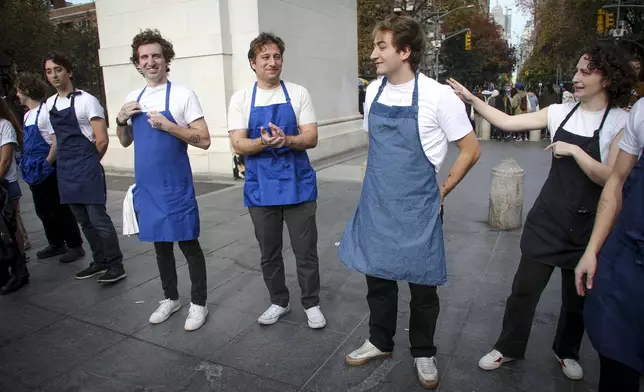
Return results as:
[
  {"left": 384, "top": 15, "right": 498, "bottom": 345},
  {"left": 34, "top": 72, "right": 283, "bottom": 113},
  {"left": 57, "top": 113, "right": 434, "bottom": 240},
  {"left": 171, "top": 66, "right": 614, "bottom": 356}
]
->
[
  {"left": 344, "top": 339, "right": 392, "bottom": 366},
  {"left": 555, "top": 354, "right": 584, "bottom": 380},
  {"left": 149, "top": 299, "right": 181, "bottom": 324},
  {"left": 304, "top": 306, "right": 327, "bottom": 329},
  {"left": 184, "top": 303, "right": 208, "bottom": 331},
  {"left": 258, "top": 304, "right": 290, "bottom": 325},
  {"left": 478, "top": 349, "right": 515, "bottom": 370},
  {"left": 414, "top": 357, "right": 439, "bottom": 389}
]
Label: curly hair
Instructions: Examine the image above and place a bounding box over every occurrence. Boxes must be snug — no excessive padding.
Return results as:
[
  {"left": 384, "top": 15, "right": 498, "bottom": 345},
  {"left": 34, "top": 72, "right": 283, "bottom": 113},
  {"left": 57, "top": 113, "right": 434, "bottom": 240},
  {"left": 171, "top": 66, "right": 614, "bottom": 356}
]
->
[
  {"left": 16, "top": 72, "right": 49, "bottom": 102},
  {"left": 247, "top": 32, "right": 285, "bottom": 62},
  {"left": 130, "top": 29, "right": 175, "bottom": 72},
  {"left": 373, "top": 15, "right": 426, "bottom": 72},
  {"left": 581, "top": 43, "right": 636, "bottom": 108},
  {"left": 43, "top": 51, "right": 73, "bottom": 73}
]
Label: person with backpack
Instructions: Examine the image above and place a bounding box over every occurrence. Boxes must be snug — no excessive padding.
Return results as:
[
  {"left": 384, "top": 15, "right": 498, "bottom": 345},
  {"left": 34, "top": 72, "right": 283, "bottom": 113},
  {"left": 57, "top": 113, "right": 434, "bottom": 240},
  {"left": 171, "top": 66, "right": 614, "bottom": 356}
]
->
[{"left": 448, "top": 43, "right": 635, "bottom": 381}]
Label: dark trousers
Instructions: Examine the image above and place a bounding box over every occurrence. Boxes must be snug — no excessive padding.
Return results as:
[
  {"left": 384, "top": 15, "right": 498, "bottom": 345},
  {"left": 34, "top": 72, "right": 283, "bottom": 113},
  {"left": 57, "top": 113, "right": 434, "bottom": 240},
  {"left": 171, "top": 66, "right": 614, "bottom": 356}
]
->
[
  {"left": 495, "top": 257, "right": 584, "bottom": 360},
  {"left": 30, "top": 173, "right": 82, "bottom": 249},
  {"left": 248, "top": 201, "right": 320, "bottom": 309},
  {"left": 154, "top": 240, "right": 207, "bottom": 306},
  {"left": 367, "top": 275, "right": 440, "bottom": 358},
  {"left": 69, "top": 204, "right": 123, "bottom": 269},
  {"left": 599, "top": 355, "right": 642, "bottom": 392}
]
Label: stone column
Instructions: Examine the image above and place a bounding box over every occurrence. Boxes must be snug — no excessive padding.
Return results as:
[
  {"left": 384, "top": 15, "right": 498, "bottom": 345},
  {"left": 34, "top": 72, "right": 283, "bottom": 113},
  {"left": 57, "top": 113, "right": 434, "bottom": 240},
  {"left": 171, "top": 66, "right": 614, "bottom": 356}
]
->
[
  {"left": 488, "top": 159, "right": 524, "bottom": 230},
  {"left": 529, "top": 130, "right": 541, "bottom": 141},
  {"left": 480, "top": 119, "right": 491, "bottom": 140}
]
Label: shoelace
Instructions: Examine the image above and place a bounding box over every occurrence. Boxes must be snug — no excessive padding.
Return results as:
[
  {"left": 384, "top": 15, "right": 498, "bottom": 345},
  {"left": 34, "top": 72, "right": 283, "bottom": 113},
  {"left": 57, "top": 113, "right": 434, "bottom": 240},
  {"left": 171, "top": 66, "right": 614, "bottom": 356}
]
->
[
  {"left": 157, "top": 299, "right": 174, "bottom": 313},
  {"left": 264, "top": 305, "right": 283, "bottom": 318},
  {"left": 188, "top": 305, "right": 200, "bottom": 318},
  {"left": 417, "top": 359, "right": 437, "bottom": 375}
]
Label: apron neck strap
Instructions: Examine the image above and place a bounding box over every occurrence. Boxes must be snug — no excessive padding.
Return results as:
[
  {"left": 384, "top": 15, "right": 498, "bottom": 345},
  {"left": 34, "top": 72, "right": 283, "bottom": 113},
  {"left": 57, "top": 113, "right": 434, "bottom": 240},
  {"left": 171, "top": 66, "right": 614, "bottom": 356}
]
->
[
  {"left": 559, "top": 102, "right": 581, "bottom": 129},
  {"left": 373, "top": 73, "right": 419, "bottom": 106},
  {"left": 136, "top": 81, "right": 171, "bottom": 112},
  {"left": 597, "top": 106, "right": 611, "bottom": 133},
  {"left": 251, "top": 80, "right": 289, "bottom": 108},
  {"left": 280, "top": 80, "right": 291, "bottom": 103},
  {"left": 35, "top": 102, "right": 43, "bottom": 122}
]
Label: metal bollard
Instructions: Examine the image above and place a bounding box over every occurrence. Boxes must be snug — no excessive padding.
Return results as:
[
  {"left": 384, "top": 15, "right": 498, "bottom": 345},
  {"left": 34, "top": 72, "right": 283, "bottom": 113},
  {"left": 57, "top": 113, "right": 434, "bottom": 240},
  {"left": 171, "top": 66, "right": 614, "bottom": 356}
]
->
[{"left": 488, "top": 159, "right": 524, "bottom": 230}]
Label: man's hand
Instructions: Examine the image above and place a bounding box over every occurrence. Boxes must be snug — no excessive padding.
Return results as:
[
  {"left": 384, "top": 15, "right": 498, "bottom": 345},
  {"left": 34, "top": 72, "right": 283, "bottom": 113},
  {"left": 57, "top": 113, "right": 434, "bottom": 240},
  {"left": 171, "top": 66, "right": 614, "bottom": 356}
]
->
[
  {"left": 147, "top": 111, "right": 173, "bottom": 131},
  {"left": 118, "top": 101, "right": 141, "bottom": 123},
  {"left": 575, "top": 251, "right": 597, "bottom": 296},
  {"left": 261, "top": 122, "right": 286, "bottom": 148},
  {"left": 545, "top": 141, "right": 580, "bottom": 158}
]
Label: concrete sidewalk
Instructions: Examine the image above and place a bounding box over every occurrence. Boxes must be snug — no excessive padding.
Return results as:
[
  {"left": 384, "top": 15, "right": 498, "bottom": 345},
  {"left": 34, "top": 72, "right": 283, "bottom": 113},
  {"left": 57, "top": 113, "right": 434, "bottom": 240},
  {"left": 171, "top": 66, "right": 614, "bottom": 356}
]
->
[{"left": 0, "top": 141, "right": 619, "bottom": 391}]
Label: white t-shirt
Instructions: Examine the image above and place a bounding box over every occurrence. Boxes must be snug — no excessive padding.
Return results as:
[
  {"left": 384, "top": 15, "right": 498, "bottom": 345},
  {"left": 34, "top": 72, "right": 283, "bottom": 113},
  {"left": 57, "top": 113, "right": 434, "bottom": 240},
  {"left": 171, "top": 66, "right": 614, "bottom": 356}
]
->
[
  {"left": 363, "top": 73, "right": 472, "bottom": 173},
  {"left": 0, "top": 119, "right": 19, "bottom": 183},
  {"left": 619, "top": 98, "right": 644, "bottom": 155},
  {"left": 125, "top": 82, "right": 204, "bottom": 128},
  {"left": 547, "top": 102, "right": 629, "bottom": 163},
  {"left": 46, "top": 90, "right": 104, "bottom": 142},
  {"left": 227, "top": 81, "right": 317, "bottom": 130},
  {"left": 23, "top": 103, "right": 55, "bottom": 145}
]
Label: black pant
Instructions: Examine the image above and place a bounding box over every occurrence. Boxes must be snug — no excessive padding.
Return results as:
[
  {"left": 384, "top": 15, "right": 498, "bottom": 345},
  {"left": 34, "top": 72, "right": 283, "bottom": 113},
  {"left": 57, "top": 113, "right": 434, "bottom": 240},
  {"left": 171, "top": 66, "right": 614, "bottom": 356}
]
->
[
  {"left": 154, "top": 240, "right": 207, "bottom": 306},
  {"left": 30, "top": 173, "right": 82, "bottom": 248},
  {"left": 599, "top": 355, "right": 642, "bottom": 392},
  {"left": 248, "top": 201, "right": 320, "bottom": 309},
  {"left": 367, "top": 275, "right": 440, "bottom": 358},
  {"left": 69, "top": 204, "right": 123, "bottom": 269},
  {"left": 495, "top": 257, "right": 584, "bottom": 360}
]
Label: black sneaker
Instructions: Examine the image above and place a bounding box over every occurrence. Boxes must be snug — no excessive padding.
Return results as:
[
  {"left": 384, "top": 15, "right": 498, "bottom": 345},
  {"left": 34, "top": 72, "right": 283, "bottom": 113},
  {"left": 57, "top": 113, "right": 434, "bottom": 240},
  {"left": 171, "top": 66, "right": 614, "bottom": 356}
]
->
[
  {"left": 36, "top": 245, "right": 67, "bottom": 259},
  {"left": 75, "top": 265, "right": 107, "bottom": 280},
  {"left": 96, "top": 266, "right": 126, "bottom": 284},
  {"left": 59, "top": 247, "right": 86, "bottom": 264}
]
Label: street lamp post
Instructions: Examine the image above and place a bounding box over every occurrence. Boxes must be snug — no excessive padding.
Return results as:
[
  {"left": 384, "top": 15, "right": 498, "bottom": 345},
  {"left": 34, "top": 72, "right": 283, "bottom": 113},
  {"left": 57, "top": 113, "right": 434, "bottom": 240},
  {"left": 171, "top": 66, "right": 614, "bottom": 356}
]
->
[{"left": 429, "top": 4, "right": 475, "bottom": 79}]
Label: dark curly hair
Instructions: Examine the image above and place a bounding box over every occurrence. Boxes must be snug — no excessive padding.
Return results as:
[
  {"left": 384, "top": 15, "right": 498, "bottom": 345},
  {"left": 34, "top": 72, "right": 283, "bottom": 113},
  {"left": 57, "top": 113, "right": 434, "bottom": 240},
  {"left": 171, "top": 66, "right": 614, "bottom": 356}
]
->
[
  {"left": 130, "top": 29, "right": 175, "bottom": 73},
  {"left": 580, "top": 43, "right": 636, "bottom": 108},
  {"left": 43, "top": 51, "right": 73, "bottom": 74},
  {"left": 373, "top": 15, "right": 425, "bottom": 72},
  {"left": 247, "top": 33, "right": 285, "bottom": 62},
  {"left": 16, "top": 72, "right": 49, "bottom": 102}
]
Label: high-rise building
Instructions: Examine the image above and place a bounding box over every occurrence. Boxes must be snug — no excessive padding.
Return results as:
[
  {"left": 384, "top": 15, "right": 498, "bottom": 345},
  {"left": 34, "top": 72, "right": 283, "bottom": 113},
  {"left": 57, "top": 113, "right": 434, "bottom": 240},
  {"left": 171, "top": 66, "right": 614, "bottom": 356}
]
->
[{"left": 490, "top": 1, "right": 512, "bottom": 41}]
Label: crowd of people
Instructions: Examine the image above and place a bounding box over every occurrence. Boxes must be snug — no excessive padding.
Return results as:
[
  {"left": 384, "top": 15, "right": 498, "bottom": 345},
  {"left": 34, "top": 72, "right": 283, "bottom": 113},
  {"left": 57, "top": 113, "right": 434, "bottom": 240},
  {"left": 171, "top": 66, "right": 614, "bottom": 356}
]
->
[{"left": 0, "top": 14, "right": 642, "bottom": 391}]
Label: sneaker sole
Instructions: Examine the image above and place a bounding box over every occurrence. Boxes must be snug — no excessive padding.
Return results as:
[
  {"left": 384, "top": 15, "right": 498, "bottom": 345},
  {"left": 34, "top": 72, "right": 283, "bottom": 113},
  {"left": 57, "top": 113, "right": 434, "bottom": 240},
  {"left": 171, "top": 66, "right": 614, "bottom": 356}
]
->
[
  {"left": 345, "top": 352, "right": 392, "bottom": 366},
  {"left": 150, "top": 303, "right": 182, "bottom": 325},
  {"left": 258, "top": 306, "right": 290, "bottom": 325},
  {"left": 417, "top": 373, "right": 439, "bottom": 389},
  {"left": 478, "top": 357, "right": 515, "bottom": 371},
  {"left": 75, "top": 270, "right": 107, "bottom": 280},
  {"left": 97, "top": 273, "right": 127, "bottom": 284},
  {"left": 185, "top": 310, "right": 209, "bottom": 332},
  {"left": 308, "top": 320, "right": 327, "bottom": 329}
]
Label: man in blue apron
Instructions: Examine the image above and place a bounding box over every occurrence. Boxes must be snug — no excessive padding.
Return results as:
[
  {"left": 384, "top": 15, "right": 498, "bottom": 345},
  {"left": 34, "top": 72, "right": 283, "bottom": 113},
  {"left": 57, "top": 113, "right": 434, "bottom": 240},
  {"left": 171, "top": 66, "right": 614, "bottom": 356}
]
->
[
  {"left": 44, "top": 52, "right": 125, "bottom": 284},
  {"left": 228, "top": 33, "right": 325, "bottom": 329},
  {"left": 575, "top": 96, "right": 644, "bottom": 391},
  {"left": 116, "top": 29, "right": 211, "bottom": 332},
  {"left": 15, "top": 72, "right": 85, "bottom": 264},
  {"left": 339, "top": 16, "right": 480, "bottom": 389}
]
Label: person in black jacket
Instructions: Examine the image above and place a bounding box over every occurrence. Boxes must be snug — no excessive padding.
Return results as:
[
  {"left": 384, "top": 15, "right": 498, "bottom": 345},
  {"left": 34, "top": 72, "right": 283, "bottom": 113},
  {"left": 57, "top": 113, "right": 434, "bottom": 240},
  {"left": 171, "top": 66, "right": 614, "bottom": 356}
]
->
[{"left": 0, "top": 179, "right": 29, "bottom": 294}]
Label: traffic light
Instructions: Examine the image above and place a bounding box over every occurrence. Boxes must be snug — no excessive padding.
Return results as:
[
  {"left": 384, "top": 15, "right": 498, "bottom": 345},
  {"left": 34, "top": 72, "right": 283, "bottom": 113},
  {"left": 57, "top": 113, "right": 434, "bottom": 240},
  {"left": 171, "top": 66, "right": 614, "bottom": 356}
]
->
[
  {"left": 465, "top": 30, "right": 472, "bottom": 51},
  {"left": 605, "top": 12, "right": 615, "bottom": 30},
  {"left": 597, "top": 9, "right": 604, "bottom": 33}
]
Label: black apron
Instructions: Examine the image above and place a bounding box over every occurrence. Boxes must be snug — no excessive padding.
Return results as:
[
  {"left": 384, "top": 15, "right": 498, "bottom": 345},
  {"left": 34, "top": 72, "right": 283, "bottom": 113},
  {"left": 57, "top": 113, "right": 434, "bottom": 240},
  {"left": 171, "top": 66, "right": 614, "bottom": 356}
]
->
[{"left": 520, "top": 103, "right": 610, "bottom": 269}]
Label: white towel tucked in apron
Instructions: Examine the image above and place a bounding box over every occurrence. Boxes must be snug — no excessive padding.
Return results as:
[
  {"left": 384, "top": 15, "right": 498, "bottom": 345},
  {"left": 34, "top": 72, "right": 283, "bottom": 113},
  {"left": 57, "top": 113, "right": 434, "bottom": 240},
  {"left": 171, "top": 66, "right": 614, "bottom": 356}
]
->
[{"left": 122, "top": 184, "right": 139, "bottom": 236}]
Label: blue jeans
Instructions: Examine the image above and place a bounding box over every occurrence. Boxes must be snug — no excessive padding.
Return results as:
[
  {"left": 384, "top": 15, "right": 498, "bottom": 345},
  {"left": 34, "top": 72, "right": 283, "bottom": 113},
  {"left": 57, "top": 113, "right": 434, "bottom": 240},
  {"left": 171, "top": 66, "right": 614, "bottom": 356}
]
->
[{"left": 68, "top": 204, "right": 123, "bottom": 269}]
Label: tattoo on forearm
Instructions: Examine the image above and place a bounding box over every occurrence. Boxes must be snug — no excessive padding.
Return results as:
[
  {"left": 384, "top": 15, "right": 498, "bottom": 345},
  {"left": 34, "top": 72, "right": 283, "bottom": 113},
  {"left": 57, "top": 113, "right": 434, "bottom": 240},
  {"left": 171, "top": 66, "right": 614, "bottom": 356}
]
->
[{"left": 189, "top": 134, "right": 200, "bottom": 144}]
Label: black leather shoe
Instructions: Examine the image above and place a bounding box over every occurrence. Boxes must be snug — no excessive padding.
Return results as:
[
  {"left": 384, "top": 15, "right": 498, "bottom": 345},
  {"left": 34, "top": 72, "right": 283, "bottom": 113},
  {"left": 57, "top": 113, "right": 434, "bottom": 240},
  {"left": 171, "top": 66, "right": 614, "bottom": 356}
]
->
[
  {"left": 36, "top": 245, "right": 67, "bottom": 259},
  {"left": 0, "top": 276, "right": 29, "bottom": 295}
]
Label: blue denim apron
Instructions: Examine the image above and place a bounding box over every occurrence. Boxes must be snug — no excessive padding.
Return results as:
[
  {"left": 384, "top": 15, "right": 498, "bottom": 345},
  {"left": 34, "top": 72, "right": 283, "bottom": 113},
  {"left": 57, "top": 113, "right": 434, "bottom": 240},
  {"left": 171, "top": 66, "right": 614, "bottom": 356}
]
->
[
  {"left": 243, "top": 81, "right": 317, "bottom": 207},
  {"left": 585, "top": 153, "right": 644, "bottom": 374},
  {"left": 19, "top": 103, "right": 55, "bottom": 185},
  {"left": 131, "top": 81, "right": 199, "bottom": 242},
  {"left": 49, "top": 92, "right": 106, "bottom": 204},
  {"left": 338, "top": 75, "right": 446, "bottom": 286}
]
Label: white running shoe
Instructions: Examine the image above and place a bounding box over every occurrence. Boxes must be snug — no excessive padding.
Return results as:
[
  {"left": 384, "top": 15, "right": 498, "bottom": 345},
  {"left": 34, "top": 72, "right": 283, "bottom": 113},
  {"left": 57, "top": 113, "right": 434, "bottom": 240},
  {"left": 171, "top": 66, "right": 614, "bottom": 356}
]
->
[
  {"left": 184, "top": 303, "right": 208, "bottom": 331},
  {"left": 149, "top": 299, "right": 181, "bottom": 324},
  {"left": 304, "top": 306, "right": 327, "bottom": 329},
  {"left": 257, "top": 304, "right": 290, "bottom": 325},
  {"left": 478, "top": 349, "right": 515, "bottom": 370},
  {"left": 414, "top": 357, "right": 439, "bottom": 389},
  {"left": 344, "top": 339, "right": 392, "bottom": 366},
  {"left": 555, "top": 354, "right": 584, "bottom": 380}
]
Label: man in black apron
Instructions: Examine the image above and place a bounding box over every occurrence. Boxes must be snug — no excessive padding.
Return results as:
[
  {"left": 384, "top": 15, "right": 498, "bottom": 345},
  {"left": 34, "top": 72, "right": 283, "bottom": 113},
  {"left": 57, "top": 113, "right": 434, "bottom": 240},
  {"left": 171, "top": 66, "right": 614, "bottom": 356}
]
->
[
  {"left": 44, "top": 52, "right": 125, "bottom": 284},
  {"left": 447, "top": 43, "right": 635, "bottom": 380}
]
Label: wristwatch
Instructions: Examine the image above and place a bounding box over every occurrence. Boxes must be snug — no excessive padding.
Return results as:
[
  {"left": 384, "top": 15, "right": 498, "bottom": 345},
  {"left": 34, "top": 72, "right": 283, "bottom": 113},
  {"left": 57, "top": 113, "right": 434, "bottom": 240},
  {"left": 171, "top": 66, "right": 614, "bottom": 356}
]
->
[{"left": 115, "top": 117, "right": 128, "bottom": 127}]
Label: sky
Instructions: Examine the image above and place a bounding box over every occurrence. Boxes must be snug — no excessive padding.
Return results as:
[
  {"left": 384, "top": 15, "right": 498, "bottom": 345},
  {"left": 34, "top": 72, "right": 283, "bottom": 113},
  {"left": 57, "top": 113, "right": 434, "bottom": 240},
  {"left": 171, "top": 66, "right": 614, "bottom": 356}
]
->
[{"left": 490, "top": 0, "right": 528, "bottom": 47}]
